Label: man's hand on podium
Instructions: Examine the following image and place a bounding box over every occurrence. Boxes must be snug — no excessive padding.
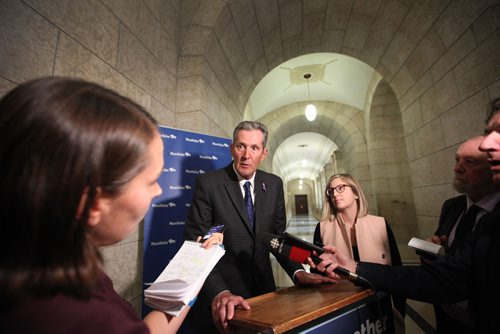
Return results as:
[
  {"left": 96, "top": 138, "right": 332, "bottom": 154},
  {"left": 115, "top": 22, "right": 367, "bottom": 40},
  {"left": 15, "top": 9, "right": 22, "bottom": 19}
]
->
[{"left": 212, "top": 290, "right": 250, "bottom": 333}]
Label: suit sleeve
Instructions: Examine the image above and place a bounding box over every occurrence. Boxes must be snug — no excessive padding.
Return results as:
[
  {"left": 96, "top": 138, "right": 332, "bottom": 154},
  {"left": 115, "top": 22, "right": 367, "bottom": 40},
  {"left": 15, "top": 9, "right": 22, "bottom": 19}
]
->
[
  {"left": 271, "top": 178, "right": 287, "bottom": 235},
  {"left": 184, "top": 176, "right": 213, "bottom": 241},
  {"left": 355, "top": 237, "right": 472, "bottom": 304}
]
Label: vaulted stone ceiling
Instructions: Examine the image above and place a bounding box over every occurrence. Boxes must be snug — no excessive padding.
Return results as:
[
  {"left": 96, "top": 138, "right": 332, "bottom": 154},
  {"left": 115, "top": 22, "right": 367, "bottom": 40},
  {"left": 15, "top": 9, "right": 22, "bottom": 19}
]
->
[
  {"left": 246, "top": 52, "right": 376, "bottom": 182},
  {"left": 177, "top": 0, "right": 499, "bottom": 235},
  {"left": 178, "top": 0, "right": 496, "bottom": 185}
]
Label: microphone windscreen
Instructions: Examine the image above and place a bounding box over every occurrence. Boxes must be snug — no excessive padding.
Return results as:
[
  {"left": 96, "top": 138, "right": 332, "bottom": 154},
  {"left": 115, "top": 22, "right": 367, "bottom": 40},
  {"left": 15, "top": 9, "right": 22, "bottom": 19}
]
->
[
  {"left": 260, "top": 232, "right": 285, "bottom": 255},
  {"left": 289, "top": 246, "right": 310, "bottom": 264},
  {"left": 259, "top": 232, "right": 310, "bottom": 264},
  {"left": 284, "top": 232, "right": 324, "bottom": 254}
]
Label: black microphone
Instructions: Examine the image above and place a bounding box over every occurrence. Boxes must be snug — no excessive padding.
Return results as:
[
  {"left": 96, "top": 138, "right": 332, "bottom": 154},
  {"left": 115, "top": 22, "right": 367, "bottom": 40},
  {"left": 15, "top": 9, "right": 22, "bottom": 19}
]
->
[{"left": 260, "top": 232, "right": 359, "bottom": 282}]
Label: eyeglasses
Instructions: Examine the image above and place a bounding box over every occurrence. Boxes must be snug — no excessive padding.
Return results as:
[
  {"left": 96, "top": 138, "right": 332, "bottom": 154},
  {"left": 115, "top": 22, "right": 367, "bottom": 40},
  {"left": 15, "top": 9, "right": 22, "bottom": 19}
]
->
[{"left": 326, "top": 184, "right": 351, "bottom": 197}]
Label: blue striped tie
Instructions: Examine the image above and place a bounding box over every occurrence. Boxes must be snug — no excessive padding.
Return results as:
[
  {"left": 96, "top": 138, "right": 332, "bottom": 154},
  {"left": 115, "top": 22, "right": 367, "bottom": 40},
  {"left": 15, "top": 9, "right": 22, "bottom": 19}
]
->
[{"left": 244, "top": 181, "right": 254, "bottom": 226}]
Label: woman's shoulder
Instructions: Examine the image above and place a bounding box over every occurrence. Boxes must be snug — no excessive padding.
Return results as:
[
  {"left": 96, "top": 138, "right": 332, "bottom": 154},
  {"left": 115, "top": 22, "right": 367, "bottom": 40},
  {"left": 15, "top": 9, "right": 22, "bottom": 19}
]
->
[
  {"left": 364, "top": 214, "right": 384, "bottom": 219},
  {"left": 361, "top": 214, "right": 386, "bottom": 225},
  {"left": 318, "top": 218, "right": 334, "bottom": 226},
  {"left": 2, "top": 281, "right": 148, "bottom": 334}
]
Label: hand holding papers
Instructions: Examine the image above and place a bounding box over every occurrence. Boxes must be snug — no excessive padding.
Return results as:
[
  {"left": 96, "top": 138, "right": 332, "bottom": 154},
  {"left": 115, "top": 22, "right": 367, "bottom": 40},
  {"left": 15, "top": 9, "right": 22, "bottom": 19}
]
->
[{"left": 144, "top": 240, "right": 225, "bottom": 316}]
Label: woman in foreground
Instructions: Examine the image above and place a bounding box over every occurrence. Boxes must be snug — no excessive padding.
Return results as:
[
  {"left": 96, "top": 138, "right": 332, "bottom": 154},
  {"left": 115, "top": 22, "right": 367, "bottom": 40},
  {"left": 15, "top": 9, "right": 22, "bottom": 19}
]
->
[{"left": 0, "top": 77, "right": 219, "bottom": 334}]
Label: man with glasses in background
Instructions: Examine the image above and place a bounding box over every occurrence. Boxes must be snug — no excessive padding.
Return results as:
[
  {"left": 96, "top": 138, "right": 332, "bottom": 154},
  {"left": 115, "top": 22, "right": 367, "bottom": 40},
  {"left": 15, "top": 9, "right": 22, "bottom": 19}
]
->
[{"left": 424, "top": 136, "right": 500, "bottom": 333}]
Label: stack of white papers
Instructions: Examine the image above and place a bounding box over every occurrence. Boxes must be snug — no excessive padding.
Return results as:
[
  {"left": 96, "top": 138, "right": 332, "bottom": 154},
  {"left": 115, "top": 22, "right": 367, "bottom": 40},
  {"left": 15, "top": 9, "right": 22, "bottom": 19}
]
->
[{"left": 144, "top": 240, "right": 225, "bottom": 316}]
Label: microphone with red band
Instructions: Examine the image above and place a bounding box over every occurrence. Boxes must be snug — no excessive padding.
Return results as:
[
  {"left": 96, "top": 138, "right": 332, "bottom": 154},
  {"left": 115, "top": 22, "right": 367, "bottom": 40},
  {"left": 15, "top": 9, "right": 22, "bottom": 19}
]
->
[{"left": 261, "top": 232, "right": 361, "bottom": 282}]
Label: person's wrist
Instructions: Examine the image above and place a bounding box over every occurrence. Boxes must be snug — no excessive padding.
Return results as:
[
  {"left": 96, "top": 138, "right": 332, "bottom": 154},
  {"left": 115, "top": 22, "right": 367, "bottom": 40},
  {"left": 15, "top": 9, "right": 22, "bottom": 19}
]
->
[
  {"left": 293, "top": 269, "right": 306, "bottom": 283},
  {"left": 213, "top": 290, "right": 230, "bottom": 301},
  {"left": 348, "top": 261, "right": 359, "bottom": 282}
]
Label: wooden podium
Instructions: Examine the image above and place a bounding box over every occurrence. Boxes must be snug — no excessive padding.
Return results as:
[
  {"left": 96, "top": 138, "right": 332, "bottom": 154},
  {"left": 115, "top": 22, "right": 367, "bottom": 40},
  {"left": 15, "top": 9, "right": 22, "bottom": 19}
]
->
[{"left": 229, "top": 281, "right": 393, "bottom": 333}]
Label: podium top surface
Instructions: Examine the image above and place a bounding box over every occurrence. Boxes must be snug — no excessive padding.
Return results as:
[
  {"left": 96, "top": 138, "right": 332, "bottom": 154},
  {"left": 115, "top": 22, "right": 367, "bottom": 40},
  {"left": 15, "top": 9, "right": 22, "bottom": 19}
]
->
[{"left": 230, "top": 281, "right": 373, "bottom": 333}]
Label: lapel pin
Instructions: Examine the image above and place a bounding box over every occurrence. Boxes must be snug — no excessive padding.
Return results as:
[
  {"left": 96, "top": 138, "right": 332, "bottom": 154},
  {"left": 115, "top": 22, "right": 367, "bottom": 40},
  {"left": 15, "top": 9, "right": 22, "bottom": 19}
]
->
[{"left": 262, "top": 183, "right": 267, "bottom": 192}]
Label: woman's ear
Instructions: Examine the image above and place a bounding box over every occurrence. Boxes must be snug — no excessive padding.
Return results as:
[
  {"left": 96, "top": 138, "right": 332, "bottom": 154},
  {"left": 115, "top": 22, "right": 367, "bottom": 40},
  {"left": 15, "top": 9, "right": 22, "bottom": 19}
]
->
[
  {"left": 76, "top": 187, "right": 105, "bottom": 226},
  {"left": 87, "top": 201, "right": 102, "bottom": 227}
]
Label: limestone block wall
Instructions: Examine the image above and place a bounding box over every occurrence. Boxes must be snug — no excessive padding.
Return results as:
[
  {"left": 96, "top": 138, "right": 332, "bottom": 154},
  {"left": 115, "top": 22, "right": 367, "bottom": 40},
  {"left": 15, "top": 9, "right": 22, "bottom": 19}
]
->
[
  {"left": 367, "top": 81, "right": 417, "bottom": 243},
  {"left": 177, "top": 0, "right": 259, "bottom": 138}
]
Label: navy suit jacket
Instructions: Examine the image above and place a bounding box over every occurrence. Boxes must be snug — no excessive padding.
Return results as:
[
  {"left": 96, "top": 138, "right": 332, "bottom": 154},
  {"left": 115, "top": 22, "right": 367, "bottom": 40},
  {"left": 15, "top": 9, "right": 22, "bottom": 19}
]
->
[
  {"left": 356, "top": 206, "right": 500, "bottom": 333},
  {"left": 183, "top": 163, "right": 302, "bottom": 331}
]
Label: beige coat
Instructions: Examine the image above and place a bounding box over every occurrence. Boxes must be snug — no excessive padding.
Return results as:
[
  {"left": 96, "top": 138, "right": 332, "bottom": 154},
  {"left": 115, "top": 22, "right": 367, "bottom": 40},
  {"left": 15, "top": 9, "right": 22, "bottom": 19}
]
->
[
  {"left": 319, "top": 214, "right": 392, "bottom": 265},
  {"left": 320, "top": 214, "right": 405, "bottom": 333}
]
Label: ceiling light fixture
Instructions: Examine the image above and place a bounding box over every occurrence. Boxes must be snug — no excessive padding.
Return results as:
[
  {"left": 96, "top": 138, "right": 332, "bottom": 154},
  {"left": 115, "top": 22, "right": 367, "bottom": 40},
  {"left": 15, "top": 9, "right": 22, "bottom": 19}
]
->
[{"left": 303, "top": 73, "right": 316, "bottom": 121}]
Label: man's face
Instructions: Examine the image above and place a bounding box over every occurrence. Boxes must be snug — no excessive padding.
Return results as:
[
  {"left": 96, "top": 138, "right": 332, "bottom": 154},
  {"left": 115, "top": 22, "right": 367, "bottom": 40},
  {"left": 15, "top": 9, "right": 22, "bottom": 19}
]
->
[
  {"left": 230, "top": 129, "right": 268, "bottom": 180},
  {"left": 479, "top": 113, "right": 500, "bottom": 185},
  {"left": 453, "top": 137, "right": 492, "bottom": 194}
]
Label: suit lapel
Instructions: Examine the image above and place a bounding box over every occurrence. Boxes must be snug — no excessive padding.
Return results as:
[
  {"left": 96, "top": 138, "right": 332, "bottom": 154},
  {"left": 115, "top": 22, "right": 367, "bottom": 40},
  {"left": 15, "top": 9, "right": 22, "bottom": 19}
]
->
[
  {"left": 444, "top": 197, "right": 467, "bottom": 236},
  {"left": 447, "top": 196, "right": 467, "bottom": 251},
  {"left": 223, "top": 164, "right": 254, "bottom": 235}
]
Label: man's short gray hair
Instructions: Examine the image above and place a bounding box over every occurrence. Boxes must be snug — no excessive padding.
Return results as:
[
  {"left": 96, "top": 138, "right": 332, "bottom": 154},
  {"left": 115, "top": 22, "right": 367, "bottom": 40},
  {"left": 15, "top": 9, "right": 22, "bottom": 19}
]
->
[{"left": 232, "top": 121, "right": 269, "bottom": 148}]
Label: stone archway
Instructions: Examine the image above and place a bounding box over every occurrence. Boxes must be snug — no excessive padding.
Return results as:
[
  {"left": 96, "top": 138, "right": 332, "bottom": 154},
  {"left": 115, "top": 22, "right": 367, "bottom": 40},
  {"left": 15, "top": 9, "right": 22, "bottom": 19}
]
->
[{"left": 178, "top": 0, "right": 500, "bottom": 238}]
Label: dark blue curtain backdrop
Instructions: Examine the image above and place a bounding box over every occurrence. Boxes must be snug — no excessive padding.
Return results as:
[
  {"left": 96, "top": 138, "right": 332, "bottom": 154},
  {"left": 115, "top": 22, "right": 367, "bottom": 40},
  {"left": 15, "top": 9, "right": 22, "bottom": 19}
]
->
[{"left": 142, "top": 126, "right": 232, "bottom": 316}]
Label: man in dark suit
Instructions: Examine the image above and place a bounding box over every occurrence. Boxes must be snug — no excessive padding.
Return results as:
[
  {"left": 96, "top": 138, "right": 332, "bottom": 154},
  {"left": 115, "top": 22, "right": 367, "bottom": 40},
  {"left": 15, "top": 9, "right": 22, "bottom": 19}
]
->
[
  {"left": 311, "top": 98, "right": 500, "bottom": 333},
  {"left": 426, "top": 136, "right": 500, "bottom": 333},
  {"left": 183, "top": 121, "right": 332, "bottom": 333}
]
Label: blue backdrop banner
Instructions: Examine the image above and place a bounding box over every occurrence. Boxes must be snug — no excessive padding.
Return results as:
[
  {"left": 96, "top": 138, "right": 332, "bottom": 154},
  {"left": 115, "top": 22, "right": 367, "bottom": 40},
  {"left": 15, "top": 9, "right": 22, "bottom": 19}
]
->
[{"left": 142, "top": 126, "right": 232, "bottom": 316}]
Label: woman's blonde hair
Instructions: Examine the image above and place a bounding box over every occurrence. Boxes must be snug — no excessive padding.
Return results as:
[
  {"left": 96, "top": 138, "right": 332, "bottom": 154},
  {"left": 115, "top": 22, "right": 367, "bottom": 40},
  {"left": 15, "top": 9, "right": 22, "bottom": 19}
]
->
[{"left": 320, "top": 173, "right": 368, "bottom": 221}]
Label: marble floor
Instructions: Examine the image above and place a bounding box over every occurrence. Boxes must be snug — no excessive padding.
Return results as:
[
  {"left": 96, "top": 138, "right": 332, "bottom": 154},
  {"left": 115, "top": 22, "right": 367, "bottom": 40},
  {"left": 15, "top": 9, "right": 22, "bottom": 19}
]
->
[{"left": 271, "top": 214, "right": 436, "bottom": 334}]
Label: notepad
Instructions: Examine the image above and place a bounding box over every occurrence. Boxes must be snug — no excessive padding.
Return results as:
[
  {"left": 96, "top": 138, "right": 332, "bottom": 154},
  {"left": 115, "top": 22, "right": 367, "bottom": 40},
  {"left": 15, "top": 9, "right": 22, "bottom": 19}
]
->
[
  {"left": 144, "top": 240, "right": 225, "bottom": 316},
  {"left": 408, "top": 237, "right": 444, "bottom": 259}
]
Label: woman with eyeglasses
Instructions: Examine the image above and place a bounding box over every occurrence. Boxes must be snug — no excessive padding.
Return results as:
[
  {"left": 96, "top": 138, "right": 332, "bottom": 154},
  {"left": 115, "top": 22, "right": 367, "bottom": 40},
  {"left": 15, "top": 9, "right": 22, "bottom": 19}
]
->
[{"left": 313, "top": 173, "right": 406, "bottom": 333}]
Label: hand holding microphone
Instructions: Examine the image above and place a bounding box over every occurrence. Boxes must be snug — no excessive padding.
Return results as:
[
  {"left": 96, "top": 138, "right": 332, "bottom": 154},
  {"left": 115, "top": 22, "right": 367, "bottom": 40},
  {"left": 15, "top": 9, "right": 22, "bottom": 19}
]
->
[
  {"left": 308, "top": 245, "right": 357, "bottom": 279},
  {"left": 260, "top": 232, "right": 361, "bottom": 282}
]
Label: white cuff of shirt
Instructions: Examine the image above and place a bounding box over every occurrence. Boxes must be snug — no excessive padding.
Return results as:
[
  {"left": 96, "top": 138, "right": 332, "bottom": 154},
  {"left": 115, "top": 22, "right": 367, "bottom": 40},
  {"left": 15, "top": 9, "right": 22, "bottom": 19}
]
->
[{"left": 292, "top": 269, "right": 306, "bottom": 283}]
